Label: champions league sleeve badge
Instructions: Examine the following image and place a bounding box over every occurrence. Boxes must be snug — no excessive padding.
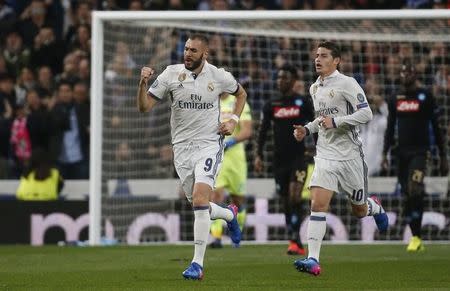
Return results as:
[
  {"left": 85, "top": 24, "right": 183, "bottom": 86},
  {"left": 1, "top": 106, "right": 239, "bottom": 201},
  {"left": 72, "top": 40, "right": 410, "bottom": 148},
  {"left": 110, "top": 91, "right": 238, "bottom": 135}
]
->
[{"left": 357, "top": 93, "right": 365, "bottom": 102}]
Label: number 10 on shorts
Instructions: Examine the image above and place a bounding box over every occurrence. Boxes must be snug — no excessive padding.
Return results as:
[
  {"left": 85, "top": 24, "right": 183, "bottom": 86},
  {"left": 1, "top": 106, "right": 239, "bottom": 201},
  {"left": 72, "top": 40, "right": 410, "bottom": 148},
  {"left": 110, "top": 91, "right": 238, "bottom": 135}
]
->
[{"left": 352, "top": 189, "right": 364, "bottom": 202}]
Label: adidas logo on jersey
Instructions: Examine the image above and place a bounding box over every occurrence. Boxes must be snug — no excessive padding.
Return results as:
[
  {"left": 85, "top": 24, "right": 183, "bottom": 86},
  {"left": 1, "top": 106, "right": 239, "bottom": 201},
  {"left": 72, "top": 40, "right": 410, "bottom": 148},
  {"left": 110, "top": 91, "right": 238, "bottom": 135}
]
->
[
  {"left": 397, "top": 100, "right": 419, "bottom": 112},
  {"left": 273, "top": 106, "right": 300, "bottom": 118}
]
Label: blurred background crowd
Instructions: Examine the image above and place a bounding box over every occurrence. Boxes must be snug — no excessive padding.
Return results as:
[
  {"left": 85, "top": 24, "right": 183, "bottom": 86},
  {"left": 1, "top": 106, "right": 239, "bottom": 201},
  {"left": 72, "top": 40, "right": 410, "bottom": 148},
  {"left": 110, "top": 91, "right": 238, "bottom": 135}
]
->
[{"left": 0, "top": 0, "right": 449, "bottom": 181}]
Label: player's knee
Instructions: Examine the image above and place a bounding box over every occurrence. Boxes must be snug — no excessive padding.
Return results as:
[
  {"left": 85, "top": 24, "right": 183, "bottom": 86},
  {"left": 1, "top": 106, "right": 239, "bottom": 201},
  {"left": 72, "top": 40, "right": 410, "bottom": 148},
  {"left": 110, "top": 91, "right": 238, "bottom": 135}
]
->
[
  {"left": 192, "top": 191, "right": 210, "bottom": 206},
  {"left": 310, "top": 199, "right": 329, "bottom": 212},
  {"left": 351, "top": 205, "right": 366, "bottom": 218}
]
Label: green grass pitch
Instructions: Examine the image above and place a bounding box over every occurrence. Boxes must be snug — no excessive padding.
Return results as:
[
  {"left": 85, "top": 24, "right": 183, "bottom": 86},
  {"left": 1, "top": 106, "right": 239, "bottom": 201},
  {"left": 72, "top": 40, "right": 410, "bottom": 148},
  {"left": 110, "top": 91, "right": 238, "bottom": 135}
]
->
[{"left": 0, "top": 244, "right": 449, "bottom": 290}]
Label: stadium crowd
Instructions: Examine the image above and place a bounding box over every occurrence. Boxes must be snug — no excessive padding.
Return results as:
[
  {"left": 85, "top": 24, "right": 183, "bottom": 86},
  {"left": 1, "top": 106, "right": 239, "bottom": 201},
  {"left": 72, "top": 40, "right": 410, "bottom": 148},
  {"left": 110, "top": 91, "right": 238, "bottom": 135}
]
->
[{"left": 0, "top": 0, "right": 448, "bottom": 181}]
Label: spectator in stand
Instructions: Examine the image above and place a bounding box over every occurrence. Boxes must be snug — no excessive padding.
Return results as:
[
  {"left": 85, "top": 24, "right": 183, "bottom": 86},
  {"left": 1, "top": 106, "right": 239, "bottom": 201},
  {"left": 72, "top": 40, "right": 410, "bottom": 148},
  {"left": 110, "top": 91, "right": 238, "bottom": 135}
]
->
[
  {"left": 15, "top": 67, "right": 36, "bottom": 104},
  {"left": 49, "top": 81, "right": 89, "bottom": 179},
  {"left": 67, "top": 24, "right": 91, "bottom": 56},
  {"left": 26, "top": 89, "right": 50, "bottom": 152},
  {"left": 66, "top": 0, "right": 92, "bottom": 44},
  {"left": 54, "top": 52, "right": 80, "bottom": 85},
  {"left": 0, "top": 73, "right": 13, "bottom": 178},
  {"left": 277, "top": 0, "right": 302, "bottom": 9},
  {"left": 364, "top": 41, "right": 381, "bottom": 75},
  {"left": 235, "top": 0, "right": 263, "bottom": 9},
  {"left": 114, "top": 41, "right": 136, "bottom": 71},
  {"left": 112, "top": 141, "right": 134, "bottom": 179},
  {"left": 3, "top": 30, "right": 31, "bottom": 78},
  {"left": 208, "top": 34, "right": 231, "bottom": 68},
  {"left": 129, "top": 0, "right": 144, "bottom": 10},
  {"left": 432, "top": 0, "right": 448, "bottom": 9},
  {"left": 243, "top": 59, "right": 272, "bottom": 112},
  {"left": 77, "top": 57, "right": 90, "bottom": 85},
  {"left": 18, "top": 0, "right": 52, "bottom": 47},
  {"left": 16, "top": 148, "right": 64, "bottom": 200},
  {"left": 0, "top": 72, "right": 15, "bottom": 110},
  {"left": 0, "top": 55, "right": 8, "bottom": 75},
  {"left": 360, "top": 75, "right": 388, "bottom": 176},
  {"left": 10, "top": 98, "right": 32, "bottom": 177},
  {"left": 31, "top": 26, "right": 66, "bottom": 74},
  {"left": 340, "top": 50, "right": 364, "bottom": 85},
  {"left": 425, "top": 42, "right": 447, "bottom": 88},
  {"left": 0, "top": 0, "right": 16, "bottom": 39},
  {"left": 210, "top": 0, "right": 231, "bottom": 10},
  {"left": 36, "top": 65, "right": 54, "bottom": 99},
  {"left": 383, "top": 55, "right": 401, "bottom": 95},
  {"left": 398, "top": 42, "right": 414, "bottom": 64},
  {"left": 100, "top": 0, "right": 127, "bottom": 10},
  {"left": 73, "top": 81, "right": 89, "bottom": 105}
]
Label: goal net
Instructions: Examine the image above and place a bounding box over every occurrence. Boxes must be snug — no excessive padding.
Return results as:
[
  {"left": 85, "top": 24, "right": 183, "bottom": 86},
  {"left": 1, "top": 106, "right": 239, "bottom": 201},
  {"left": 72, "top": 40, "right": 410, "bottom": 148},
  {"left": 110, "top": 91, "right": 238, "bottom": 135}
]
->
[{"left": 90, "top": 10, "right": 450, "bottom": 245}]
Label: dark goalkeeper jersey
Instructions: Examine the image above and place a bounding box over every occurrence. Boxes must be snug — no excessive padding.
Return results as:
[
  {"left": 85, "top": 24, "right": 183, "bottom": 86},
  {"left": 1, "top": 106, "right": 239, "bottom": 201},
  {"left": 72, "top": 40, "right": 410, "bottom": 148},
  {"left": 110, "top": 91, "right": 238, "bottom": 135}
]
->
[
  {"left": 383, "top": 88, "right": 446, "bottom": 155},
  {"left": 256, "top": 94, "right": 315, "bottom": 164}
]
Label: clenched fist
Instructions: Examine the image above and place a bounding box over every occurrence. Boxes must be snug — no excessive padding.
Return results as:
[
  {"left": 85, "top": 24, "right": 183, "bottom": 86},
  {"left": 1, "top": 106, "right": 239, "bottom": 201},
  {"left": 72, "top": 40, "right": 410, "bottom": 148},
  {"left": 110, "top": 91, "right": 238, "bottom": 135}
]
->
[
  {"left": 293, "top": 124, "right": 307, "bottom": 142},
  {"left": 140, "top": 67, "right": 154, "bottom": 86}
]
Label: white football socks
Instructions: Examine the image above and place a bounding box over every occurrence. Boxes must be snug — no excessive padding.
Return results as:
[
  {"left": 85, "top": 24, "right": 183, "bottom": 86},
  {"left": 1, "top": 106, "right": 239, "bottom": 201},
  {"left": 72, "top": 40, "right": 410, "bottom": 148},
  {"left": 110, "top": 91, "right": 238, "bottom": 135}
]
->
[
  {"left": 192, "top": 207, "right": 211, "bottom": 267},
  {"left": 209, "top": 202, "right": 233, "bottom": 221},
  {"left": 307, "top": 212, "right": 327, "bottom": 261}
]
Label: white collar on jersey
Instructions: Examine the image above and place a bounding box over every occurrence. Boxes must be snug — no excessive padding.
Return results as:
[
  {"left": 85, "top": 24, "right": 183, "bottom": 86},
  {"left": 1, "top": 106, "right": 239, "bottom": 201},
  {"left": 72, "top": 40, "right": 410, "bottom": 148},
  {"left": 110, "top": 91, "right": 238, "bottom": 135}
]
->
[{"left": 318, "top": 69, "right": 340, "bottom": 86}]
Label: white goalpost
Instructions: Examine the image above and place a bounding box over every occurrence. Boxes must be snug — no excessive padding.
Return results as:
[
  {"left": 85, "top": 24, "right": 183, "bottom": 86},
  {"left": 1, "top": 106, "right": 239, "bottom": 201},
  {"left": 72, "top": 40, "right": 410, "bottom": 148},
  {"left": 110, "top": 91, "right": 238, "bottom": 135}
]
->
[{"left": 89, "top": 10, "right": 450, "bottom": 246}]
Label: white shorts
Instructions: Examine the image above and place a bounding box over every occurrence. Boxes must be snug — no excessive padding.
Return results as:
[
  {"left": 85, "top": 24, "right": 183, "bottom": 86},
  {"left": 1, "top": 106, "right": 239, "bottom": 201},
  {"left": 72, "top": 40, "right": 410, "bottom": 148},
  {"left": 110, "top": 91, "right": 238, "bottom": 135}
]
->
[
  {"left": 309, "top": 156, "right": 368, "bottom": 205},
  {"left": 173, "top": 140, "right": 224, "bottom": 203}
]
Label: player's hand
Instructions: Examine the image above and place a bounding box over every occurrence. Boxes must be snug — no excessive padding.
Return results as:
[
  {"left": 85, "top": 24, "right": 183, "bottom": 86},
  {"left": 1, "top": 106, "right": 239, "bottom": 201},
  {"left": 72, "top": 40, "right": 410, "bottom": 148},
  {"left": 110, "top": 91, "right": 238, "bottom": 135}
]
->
[
  {"left": 319, "top": 116, "right": 335, "bottom": 129},
  {"left": 140, "top": 67, "right": 154, "bottom": 86},
  {"left": 254, "top": 156, "right": 264, "bottom": 173},
  {"left": 218, "top": 120, "right": 236, "bottom": 136},
  {"left": 440, "top": 156, "right": 449, "bottom": 176},
  {"left": 381, "top": 154, "right": 389, "bottom": 171},
  {"left": 293, "top": 124, "right": 306, "bottom": 142}
]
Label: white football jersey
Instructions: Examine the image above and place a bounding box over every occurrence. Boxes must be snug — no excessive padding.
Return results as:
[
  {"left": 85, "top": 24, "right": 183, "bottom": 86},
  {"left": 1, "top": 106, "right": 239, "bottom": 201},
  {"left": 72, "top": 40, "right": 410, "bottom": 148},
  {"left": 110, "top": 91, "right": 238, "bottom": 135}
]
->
[
  {"left": 148, "top": 61, "right": 238, "bottom": 145},
  {"left": 306, "top": 70, "right": 373, "bottom": 161}
]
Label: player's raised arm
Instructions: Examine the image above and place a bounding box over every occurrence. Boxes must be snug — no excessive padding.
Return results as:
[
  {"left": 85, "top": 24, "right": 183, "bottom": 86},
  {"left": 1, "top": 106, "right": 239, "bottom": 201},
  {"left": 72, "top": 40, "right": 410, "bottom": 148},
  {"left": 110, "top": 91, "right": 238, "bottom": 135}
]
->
[{"left": 137, "top": 66, "right": 156, "bottom": 112}]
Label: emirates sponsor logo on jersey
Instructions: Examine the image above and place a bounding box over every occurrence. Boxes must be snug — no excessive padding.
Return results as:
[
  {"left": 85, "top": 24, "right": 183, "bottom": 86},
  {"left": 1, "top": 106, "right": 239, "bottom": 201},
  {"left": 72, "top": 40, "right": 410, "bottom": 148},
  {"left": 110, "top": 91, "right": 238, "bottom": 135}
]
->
[
  {"left": 273, "top": 106, "right": 300, "bottom": 118},
  {"left": 397, "top": 100, "right": 419, "bottom": 112}
]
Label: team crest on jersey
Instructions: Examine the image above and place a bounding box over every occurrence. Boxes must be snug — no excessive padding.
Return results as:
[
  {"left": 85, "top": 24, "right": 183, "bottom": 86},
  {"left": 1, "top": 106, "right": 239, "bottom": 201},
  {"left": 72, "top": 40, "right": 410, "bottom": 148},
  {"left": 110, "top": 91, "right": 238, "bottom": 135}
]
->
[
  {"left": 357, "top": 93, "right": 365, "bottom": 102},
  {"left": 329, "top": 89, "right": 335, "bottom": 98},
  {"left": 418, "top": 93, "right": 426, "bottom": 101},
  {"left": 207, "top": 82, "right": 214, "bottom": 92},
  {"left": 178, "top": 73, "right": 186, "bottom": 82},
  {"left": 295, "top": 99, "right": 303, "bottom": 107}
]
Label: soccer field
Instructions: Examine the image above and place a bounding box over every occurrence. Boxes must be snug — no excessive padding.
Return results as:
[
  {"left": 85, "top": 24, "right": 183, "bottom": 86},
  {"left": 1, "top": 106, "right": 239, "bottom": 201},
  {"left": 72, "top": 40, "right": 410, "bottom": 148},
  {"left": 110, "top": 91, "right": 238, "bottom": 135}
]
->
[{"left": 0, "top": 244, "right": 449, "bottom": 290}]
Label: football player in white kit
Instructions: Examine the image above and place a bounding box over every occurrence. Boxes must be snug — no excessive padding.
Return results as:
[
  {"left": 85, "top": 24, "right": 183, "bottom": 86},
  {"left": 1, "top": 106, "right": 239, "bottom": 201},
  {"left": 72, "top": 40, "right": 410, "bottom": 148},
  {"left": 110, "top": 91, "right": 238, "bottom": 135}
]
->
[
  {"left": 137, "top": 34, "right": 247, "bottom": 280},
  {"left": 292, "top": 41, "right": 389, "bottom": 276}
]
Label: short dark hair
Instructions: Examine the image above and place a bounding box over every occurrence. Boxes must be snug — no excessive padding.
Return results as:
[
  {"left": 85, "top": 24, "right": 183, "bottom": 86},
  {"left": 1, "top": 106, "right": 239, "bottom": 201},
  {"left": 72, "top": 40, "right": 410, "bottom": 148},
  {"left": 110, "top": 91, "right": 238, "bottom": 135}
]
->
[
  {"left": 188, "top": 33, "right": 209, "bottom": 46},
  {"left": 279, "top": 64, "right": 298, "bottom": 79},
  {"left": 401, "top": 59, "right": 415, "bottom": 71},
  {"left": 318, "top": 41, "right": 341, "bottom": 59},
  {"left": 57, "top": 80, "right": 73, "bottom": 90}
]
